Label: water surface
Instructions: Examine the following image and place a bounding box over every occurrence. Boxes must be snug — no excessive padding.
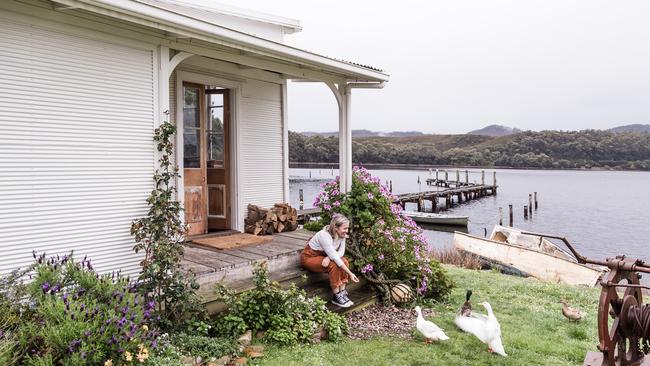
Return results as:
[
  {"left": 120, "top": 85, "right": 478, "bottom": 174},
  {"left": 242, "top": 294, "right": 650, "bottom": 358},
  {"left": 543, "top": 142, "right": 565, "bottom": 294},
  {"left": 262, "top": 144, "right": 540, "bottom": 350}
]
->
[{"left": 290, "top": 168, "right": 650, "bottom": 265}]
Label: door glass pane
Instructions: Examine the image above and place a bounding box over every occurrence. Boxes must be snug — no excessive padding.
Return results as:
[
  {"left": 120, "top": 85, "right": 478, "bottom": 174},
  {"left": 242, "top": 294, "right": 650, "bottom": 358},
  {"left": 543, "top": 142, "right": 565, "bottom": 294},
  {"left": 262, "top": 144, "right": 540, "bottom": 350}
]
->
[
  {"left": 183, "top": 128, "right": 200, "bottom": 168},
  {"left": 183, "top": 87, "right": 199, "bottom": 128},
  {"left": 207, "top": 93, "right": 224, "bottom": 168}
]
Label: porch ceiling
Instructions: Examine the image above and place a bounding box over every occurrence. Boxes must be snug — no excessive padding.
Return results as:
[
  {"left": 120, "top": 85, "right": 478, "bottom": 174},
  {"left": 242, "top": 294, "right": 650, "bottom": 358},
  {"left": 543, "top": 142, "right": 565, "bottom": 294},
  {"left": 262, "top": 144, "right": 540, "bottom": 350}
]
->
[{"left": 50, "top": 0, "right": 390, "bottom": 83}]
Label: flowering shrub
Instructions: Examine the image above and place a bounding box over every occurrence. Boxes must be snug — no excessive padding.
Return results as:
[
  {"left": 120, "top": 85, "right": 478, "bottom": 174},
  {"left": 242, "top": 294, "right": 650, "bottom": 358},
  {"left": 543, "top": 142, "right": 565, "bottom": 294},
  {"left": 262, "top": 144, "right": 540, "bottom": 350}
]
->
[
  {"left": 313, "top": 167, "right": 453, "bottom": 300},
  {"left": 7, "top": 253, "right": 158, "bottom": 365}
]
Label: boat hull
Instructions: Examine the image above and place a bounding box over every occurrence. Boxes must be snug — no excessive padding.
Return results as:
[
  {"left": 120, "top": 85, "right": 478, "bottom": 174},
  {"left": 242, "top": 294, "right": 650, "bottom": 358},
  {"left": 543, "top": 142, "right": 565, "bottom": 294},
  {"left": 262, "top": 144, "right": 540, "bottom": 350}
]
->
[
  {"left": 453, "top": 232, "right": 603, "bottom": 287},
  {"left": 405, "top": 212, "right": 468, "bottom": 226}
]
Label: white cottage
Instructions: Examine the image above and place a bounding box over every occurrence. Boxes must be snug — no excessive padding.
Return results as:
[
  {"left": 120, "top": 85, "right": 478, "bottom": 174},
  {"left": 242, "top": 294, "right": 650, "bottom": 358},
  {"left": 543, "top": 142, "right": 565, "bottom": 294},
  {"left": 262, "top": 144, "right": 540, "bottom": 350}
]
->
[{"left": 0, "top": 0, "right": 388, "bottom": 276}]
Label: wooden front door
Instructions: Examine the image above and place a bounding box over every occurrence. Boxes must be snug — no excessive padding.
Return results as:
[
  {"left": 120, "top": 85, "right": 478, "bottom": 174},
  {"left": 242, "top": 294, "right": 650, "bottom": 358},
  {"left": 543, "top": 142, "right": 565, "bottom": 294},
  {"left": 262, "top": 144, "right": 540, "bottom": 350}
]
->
[
  {"left": 182, "top": 83, "right": 231, "bottom": 235},
  {"left": 183, "top": 83, "right": 207, "bottom": 235},
  {"left": 206, "top": 88, "right": 230, "bottom": 230}
]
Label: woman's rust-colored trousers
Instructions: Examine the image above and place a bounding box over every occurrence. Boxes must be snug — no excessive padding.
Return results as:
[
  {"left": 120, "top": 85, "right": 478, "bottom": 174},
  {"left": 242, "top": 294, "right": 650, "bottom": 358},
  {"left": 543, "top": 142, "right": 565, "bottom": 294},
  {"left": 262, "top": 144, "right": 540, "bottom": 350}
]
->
[{"left": 300, "top": 244, "right": 349, "bottom": 290}]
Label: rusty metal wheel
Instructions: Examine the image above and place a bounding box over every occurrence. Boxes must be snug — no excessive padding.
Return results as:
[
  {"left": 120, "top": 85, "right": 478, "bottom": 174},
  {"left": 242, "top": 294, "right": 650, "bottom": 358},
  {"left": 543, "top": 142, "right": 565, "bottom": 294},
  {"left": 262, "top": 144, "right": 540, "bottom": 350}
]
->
[{"left": 597, "top": 259, "right": 644, "bottom": 366}]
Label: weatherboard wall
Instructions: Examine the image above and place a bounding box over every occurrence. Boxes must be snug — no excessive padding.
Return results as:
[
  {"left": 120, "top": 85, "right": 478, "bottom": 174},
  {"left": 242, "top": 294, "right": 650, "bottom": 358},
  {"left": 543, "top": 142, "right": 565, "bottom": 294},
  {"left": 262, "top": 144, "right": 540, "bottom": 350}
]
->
[{"left": 0, "top": 13, "right": 154, "bottom": 276}]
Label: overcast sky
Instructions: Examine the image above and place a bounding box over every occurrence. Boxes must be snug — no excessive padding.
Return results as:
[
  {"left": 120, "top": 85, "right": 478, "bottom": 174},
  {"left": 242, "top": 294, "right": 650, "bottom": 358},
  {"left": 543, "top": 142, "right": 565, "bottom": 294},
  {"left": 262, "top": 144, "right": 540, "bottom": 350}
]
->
[{"left": 218, "top": 0, "right": 650, "bottom": 134}]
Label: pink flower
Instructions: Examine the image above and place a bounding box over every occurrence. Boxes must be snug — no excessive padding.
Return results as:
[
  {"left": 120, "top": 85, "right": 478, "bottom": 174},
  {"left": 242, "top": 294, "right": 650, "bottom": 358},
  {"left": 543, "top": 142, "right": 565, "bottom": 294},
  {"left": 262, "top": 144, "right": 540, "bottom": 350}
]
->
[
  {"left": 378, "top": 254, "right": 384, "bottom": 260},
  {"left": 367, "top": 193, "right": 374, "bottom": 200},
  {"left": 333, "top": 201, "right": 341, "bottom": 207},
  {"left": 323, "top": 203, "right": 331, "bottom": 210},
  {"left": 360, "top": 264, "right": 374, "bottom": 274}
]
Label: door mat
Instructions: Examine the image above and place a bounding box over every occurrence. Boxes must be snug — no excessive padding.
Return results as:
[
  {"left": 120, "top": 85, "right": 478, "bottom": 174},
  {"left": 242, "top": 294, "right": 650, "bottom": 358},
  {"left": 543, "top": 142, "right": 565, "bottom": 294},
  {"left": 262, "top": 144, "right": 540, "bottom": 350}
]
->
[{"left": 191, "top": 233, "right": 272, "bottom": 250}]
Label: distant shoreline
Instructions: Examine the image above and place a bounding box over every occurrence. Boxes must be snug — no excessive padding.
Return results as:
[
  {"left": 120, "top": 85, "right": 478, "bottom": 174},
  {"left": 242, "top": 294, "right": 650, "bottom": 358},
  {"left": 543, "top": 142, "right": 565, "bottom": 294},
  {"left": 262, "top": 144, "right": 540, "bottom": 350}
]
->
[{"left": 289, "top": 162, "right": 647, "bottom": 172}]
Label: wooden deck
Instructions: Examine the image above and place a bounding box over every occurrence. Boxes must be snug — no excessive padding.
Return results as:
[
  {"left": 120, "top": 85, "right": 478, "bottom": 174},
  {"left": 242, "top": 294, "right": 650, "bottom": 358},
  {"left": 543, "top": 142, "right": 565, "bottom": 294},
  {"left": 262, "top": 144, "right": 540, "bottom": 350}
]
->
[
  {"left": 182, "top": 229, "right": 312, "bottom": 285},
  {"left": 181, "top": 229, "right": 376, "bottom": 314}
]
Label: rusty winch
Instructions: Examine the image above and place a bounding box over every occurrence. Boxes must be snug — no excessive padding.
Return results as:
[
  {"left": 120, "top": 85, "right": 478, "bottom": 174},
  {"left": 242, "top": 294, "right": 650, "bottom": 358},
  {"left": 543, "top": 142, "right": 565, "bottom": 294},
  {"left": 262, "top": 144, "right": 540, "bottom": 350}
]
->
[{"left": 524, "top": 232, "right": 650, "bottom": 366}]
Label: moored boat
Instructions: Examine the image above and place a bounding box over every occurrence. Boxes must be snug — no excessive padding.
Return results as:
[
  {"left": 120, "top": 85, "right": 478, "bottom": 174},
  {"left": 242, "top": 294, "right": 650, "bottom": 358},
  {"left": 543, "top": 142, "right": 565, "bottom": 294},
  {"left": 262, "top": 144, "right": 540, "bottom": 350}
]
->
[
  {"left": 404, "top": 211, "right": 469, "bottom": 226},
  {"left": 453, "top": 225, "right": 606, "bottom": 287}
]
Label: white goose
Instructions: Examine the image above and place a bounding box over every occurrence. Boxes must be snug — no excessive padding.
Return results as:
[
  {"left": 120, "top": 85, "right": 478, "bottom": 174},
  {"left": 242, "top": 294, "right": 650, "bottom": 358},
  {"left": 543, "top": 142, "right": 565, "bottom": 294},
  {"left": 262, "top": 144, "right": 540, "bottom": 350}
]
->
[
  {"left": 454, "top": 302, "right": 507, "bottom": 357},
  {"left": 415, "top": 306, "right": 449, "bottom": 343}
]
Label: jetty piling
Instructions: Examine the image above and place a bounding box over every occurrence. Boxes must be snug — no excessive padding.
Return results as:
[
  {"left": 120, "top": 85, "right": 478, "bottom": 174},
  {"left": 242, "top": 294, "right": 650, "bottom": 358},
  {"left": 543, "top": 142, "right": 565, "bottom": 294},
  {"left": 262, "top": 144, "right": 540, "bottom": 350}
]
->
[
  {"left": 509, "top": 204, "right": 513, "bottom": 226},
  {"left": 528, "top": 194, "right": 533, "bottom": 216},
  {"left": 481, "top": 170, "right": 485, "bottom": 185},
  {"left": 524, "top": 205, "right": 528, "bottom": 219},
  {"left": 299, "top": 189, "right": 304, "bottom": 210},
  {"left": 534, "top": 192, "right": 538, "bottom": 209},
  {"left": 499, "top": 207, "right": 503, "bottom": 226}
]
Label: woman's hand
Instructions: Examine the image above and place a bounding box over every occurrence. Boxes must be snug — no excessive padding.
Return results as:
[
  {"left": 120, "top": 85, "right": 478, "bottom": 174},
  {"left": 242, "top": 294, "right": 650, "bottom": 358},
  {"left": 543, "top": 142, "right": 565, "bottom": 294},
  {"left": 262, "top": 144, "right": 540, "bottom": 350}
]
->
[
  {"left": 349, "top": 273, "right": 359, "bottom": 283},
  {"left": 320, "top": 257, "right": 330, "bottom": 268}
]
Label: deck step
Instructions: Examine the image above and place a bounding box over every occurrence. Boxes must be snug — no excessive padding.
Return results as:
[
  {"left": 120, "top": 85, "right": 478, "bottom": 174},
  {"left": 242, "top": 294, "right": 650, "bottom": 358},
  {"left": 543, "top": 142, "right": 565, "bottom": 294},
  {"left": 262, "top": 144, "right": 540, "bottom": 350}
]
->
[{"left": 202, "top": 264, "right": 377, "bottom": 315}]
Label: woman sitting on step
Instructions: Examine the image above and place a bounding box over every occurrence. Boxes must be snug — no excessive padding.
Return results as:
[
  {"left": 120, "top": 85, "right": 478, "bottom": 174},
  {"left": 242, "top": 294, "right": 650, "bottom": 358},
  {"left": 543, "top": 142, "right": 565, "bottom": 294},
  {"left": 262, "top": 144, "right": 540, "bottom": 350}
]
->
[{"left": 301, "top": 213, "right": 359, "bottom": 308}]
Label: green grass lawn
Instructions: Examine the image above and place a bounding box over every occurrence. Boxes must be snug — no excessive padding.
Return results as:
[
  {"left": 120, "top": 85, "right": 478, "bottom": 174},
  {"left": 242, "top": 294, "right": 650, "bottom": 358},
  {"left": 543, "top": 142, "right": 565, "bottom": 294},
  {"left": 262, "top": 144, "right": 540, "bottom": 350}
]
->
[{"left": 254, "top": 265, "right": 601, "bottom": 366}]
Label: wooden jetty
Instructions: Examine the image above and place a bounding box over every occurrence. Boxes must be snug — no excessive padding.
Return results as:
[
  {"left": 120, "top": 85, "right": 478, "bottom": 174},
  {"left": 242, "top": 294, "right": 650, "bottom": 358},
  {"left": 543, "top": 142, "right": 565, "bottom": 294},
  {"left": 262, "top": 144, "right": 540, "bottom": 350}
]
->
[
  {"left": 396, "top": 183, "right": 497, "bottom": 212},
  {"left": 397, "top": 170, "right": 498, "bottom": 212}
]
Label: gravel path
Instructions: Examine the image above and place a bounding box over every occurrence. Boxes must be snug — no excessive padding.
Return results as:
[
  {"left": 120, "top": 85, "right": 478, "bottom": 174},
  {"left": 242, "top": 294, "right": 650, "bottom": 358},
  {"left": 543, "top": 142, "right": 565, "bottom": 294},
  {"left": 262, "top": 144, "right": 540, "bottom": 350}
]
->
[{"left": 346, "top": 304, "right": 437, "bottom": 340}]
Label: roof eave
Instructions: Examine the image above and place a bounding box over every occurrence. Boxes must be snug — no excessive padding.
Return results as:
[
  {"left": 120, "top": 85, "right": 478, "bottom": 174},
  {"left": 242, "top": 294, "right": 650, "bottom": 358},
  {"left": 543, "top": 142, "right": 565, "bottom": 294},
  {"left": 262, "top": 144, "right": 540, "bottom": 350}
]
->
[{"left": 52, "top": 0, "right": 388, "bottom": 82}]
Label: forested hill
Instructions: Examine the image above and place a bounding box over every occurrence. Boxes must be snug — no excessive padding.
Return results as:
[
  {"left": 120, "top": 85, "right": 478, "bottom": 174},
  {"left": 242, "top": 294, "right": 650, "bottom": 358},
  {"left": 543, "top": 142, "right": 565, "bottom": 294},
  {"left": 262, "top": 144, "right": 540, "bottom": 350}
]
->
[{"left": 288, "top": 130, "right": 650, "bottom": 170}]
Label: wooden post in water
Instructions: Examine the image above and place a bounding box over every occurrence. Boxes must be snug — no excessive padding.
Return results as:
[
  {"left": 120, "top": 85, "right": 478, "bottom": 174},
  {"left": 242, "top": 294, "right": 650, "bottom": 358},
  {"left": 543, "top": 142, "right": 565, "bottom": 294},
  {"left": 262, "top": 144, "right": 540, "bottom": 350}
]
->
[
  {"left": 309, "top": 170, "right": 312, "bottom": 178},
  {"left": 528, "top": 194, "right": 533, "bottom": 216},
  {"left": 435, "top": 169, "right": 439, "bottom": 183},
  {"left": 456, "top": 170, "right": 460, "bottom": 183},
  {"left": 499, "top": 207, "right": 503, "bottom": 226},
  {"left": 465, "top": 169, "right": 469, "bottom": 184},
  {"left": 444, "top": 170, "right": 448, "bottom": 182},
  {"left": 432, "top": 197, "right": 437, "bottom": 212},
  {"left": 389, "top": 180, "right": 393, "bottom": 192},
  {"left": 417, "top": 176, "right": 421, "bottom": 192},
  {"left": 417, "top": 195, "right": 424, "bottom": 212},
  {"left": 493, "top": 171, "right": 497, "bottom": 186},
  {"left": 534, "top": 192, "right": 538, "bottom": 209},
  {"left": 508, "top": 204, "right": 513, "bottom": 226},
  {"left": 299, "top": 189, "right": 304, "bottom": 210},
  {"left": 481, "top": 170, "right": 485, "bottom": 185},
  {"left": 524, "top": 205, "right": 528, "bottom": 219}
]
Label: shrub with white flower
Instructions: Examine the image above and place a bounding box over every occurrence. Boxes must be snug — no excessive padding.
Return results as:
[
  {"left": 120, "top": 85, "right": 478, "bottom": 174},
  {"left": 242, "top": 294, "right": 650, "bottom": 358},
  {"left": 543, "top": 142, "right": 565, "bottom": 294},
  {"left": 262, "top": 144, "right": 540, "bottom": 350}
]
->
[{"left": 313, "top": 166, "right": 452, "bottom": 301}]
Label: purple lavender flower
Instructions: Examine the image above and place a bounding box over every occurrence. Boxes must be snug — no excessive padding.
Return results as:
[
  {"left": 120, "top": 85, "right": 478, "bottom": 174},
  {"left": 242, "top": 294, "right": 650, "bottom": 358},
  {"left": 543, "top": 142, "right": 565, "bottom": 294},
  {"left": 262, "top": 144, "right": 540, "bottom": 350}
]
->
[
  {"left": 378, "top": 254, "right": 385, "bottom": 260},
  {"left": 41, "top": 282, "right": 50, "bottom": 294}
]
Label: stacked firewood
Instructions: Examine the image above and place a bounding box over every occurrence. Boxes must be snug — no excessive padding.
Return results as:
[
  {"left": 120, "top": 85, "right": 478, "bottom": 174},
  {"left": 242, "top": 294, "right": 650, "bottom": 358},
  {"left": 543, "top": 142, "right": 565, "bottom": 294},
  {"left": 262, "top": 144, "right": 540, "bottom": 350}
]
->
[{"left": 244, "top": 203, "right": 299, "bottom": 235}]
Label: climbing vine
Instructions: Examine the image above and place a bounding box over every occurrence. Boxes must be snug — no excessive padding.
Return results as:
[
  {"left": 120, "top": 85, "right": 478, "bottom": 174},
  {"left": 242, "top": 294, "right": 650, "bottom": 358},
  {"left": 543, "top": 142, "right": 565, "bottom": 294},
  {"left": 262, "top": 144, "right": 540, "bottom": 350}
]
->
[{"left": 131, "top": 113, "right": 205, "bottom": 330}]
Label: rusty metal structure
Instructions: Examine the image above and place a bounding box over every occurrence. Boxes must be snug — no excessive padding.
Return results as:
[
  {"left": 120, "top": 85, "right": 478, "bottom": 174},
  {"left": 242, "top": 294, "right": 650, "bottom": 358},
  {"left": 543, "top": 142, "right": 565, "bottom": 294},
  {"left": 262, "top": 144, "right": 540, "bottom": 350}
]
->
[{"left": 523, "top": 232, "right": 650, "bottom": 366}]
